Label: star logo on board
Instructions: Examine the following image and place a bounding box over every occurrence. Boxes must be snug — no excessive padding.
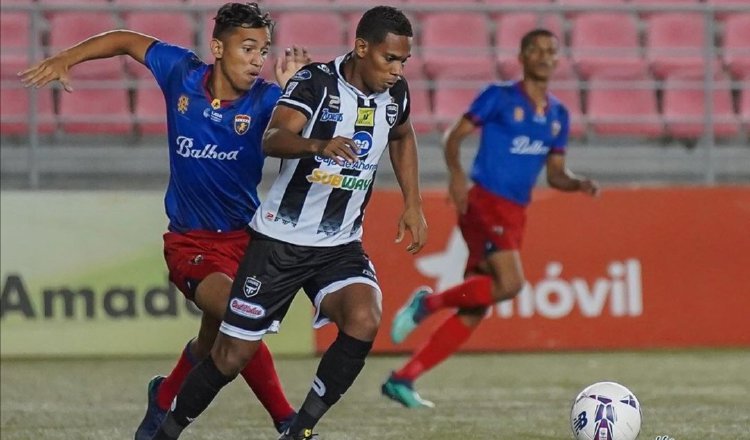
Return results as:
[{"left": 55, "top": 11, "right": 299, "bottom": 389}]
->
[{"left": 414, "top": 227, "right": 468, "bottom": 292}]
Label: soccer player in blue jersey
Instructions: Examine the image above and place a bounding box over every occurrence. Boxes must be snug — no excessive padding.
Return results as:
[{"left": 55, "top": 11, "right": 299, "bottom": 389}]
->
[
  {"left": 19, "top": 2, "right": 309, "bottom": 437},
  {"left": 382, "top": 29, "right": 600, "bottom": 408}
]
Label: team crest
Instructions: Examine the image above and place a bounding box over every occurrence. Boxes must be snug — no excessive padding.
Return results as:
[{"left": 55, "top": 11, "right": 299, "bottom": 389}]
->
[
  {"left": 234, "top": 114, "right": 251, "bottom": 135},
  {"left": 243, "top": 276, "right": 262, "bottom": 298},
  {"left": 385, "top": 103, "right": 399, "bottom": 127},
  {"left": 356, "top": 107, "right": 375, "bottom": 127},
  {"left": 551, "top": 120, "right": 561, "bottom": 136},
  {"left": 514, "top": 106, "right": 524, "bottom": 122},
  {"left": 177, "top": 94, "right": 189, "bottom": 114}
]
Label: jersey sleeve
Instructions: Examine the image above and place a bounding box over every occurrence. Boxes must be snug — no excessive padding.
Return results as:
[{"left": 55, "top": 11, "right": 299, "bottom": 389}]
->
[
  {"left": 144, "top": 41, "right": 200, "bottom": 91},
  {"left": 551, "top": 104, "right": 570, "bottom": 154},
  {"left": 396, "top": 79, "right": 411, "bottom": 126},
  {"left": 276, "top": 65, "right": 324, "bottom": 120},
  {"left": 465, "top": 84, "right": 502, "bottom": 126}
]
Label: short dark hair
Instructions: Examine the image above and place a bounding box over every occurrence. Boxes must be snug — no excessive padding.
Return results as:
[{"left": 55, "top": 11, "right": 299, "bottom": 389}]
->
[
  {"left": 355, "top": 6, "right": 413, "bottom": 45},
  {"left": 212, "top": 2, "right": 274, "bottom": 40},
  {"left": 520, "top": 28, "right": 557, "bottom": 52}
]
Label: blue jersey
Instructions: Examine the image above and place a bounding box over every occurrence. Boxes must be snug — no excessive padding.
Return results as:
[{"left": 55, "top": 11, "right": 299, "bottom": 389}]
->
[
  {"left": 145, "top": 41, "right": 281, "bottom": 232},
  {"left": 466, "top": 81, "right": 569, "bottom": 206}
]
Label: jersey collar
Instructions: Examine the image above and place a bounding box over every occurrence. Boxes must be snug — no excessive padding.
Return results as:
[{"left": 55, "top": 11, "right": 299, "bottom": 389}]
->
[
  {"left": 515, "top": 80, "right": 550, "bottom": 115},
  {"left": 335, "top": 53, "right": 380, "bottom": 101}
]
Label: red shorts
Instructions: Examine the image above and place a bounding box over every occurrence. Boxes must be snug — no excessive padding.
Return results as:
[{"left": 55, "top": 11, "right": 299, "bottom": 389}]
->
[
  {"left": 458, "top": 185, "right": 527, "bottom": 274},
  {"left": 163, "top": 229, "right": 250, "bottom": 300}
]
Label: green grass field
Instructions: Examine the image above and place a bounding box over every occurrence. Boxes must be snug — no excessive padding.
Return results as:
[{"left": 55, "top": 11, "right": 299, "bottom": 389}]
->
[{"left": 2, "top": 350, "right": 749, "bottom": 440}]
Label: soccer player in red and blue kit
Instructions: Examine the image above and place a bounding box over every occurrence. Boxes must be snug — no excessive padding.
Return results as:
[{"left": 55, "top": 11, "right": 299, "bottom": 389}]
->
[
  {"left": 382, "top": 29, "right": 600, "bottom": 408},
  {"left": 19, "top": 2, "right": 309, "bottom": 437}
]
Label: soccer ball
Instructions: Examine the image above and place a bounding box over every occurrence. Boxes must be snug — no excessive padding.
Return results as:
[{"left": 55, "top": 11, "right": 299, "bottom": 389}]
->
[{"left": 570, "top": 381, "right": 642, "bottom": 440}]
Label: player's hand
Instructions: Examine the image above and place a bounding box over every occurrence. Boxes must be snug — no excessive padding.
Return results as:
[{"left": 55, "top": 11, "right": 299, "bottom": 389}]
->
[
  {"left": 395, "top": 205, "right": 427, "bottom": 254},
  {"left": 448, "top": 171, "right": 469, "bottom": 215},
  {"left": 316, "top": 136, "right": 359, "bottom": 165},
  {"left": 274, "top": 46, "right": 310, "bottom": 89},
  {"left": 19, "top": 54, "right": 74, "bottom": 92},
  {"left": 580, "top": 178, "right": 600, "bottom": 197}
]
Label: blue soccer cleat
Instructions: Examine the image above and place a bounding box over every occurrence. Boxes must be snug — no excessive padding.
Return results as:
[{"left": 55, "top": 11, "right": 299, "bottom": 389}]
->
[
  {"left": 381, "top": 374, "right": 434, "bottom": 409},
  {"left": 390, "top": 286, "right": 432, "bottom": 344},
  {"left": 134, "top": 375, "right": 167, "bottom": 440}
]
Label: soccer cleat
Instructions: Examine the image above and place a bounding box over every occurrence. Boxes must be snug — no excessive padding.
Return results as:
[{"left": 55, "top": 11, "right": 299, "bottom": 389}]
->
[
  {"left": 277, "top": 427, "right": 320, "bottom": 440},
  {"left": 274, "top": 411, "right": 297, "bottom": 434},
  {"left": 134, "top": 375, "right": 167, "bottom": 440},
  {"left": 390, "top": 286, "right": 432, "bottom": 344},
  {"left": 381, "top": 375, "right": 435, "bottom": 409}
]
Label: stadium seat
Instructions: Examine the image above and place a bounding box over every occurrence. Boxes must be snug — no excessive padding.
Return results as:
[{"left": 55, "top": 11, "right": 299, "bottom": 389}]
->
[
  {"left": 273, "top": 13, "right": 345, "bottom": 63},
  {"left": 58, "top": 89, "right": 133, "bottom": 135},
  {"left": 421, "top": 13, "right": 494, "bottom": 80},
  {"left": 723, "top": 13, "right": 750, "bottom": 79},
  {"left": 48, "top": 12, "right": 125, "bottom": 80},
  {"left": 570, "top": 13, "right": 648, "bottom": 79},
  {"left": 586, "top": 77, "right": 663, "bottom": 137},
  {"left": 407, "top": 81, "right": 433, "bottom": 134},
  {"left": 740, "top": 87, "right": 750, "bottom": 128},
  {"left": 0, "top": 88, "right": 56, "bottom": 135},
  {"left": 113, "top": 0, "right": 185, "bottom": 4},
  {"left": 705, "top": 0, "right": 750, "bottom": 20},
  {"left": 433, "top": 83, "right": 479, "bottom": 130},
  {"left": 495, "top": 13, "right": 564, "bottom": 79},
  {"left": 556, "top": 0, "right": 628, "bottom": 18},
  {"left": 0, "top": 12, "right": 31, "bottom": 79},
  {"left": 646, "top": 13, "right": 718, "bottom": 79},
  {"left": 550, "top": 87, "right": 585, "bottom": 138},
  {"left": 123, "top": 12, "right": 195, "bottom": 79},
  {"left": 662, "top": 76, "right": 739, "bottom": 139},
  {"left": 134, "top": 85, "right": 168, "bottom": 135}
]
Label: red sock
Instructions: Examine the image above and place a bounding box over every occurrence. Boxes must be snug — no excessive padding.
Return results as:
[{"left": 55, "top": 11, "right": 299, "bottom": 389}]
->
[
  {"left": 240, "top": 341, "right": 295, "bottom": 425},
  {"left": 393, "top": 313, "right": 475, "bottom": 382},
  {"left": 423, "top": 275, "right": 494, "bottom": 313},
  {"left": 156, "top": 340, "right": 197, "bottom": 410}
]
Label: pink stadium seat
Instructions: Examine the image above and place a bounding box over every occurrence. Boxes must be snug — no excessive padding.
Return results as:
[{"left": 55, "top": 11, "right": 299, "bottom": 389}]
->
[
  {"left": 274, "top": 13, "right": 345, "bottom": 62},
  {"left": 135, "top": 86, "right": 168, "bottom": 135},
  {"left": 550, "top": 87, "right": 585, "bottom": 138},
  {"left": 647, "top": 13, "right": 718, "bottom": 79},
  {"left": 587, "top": 77, "right": 663, "bottom": 137},
  {"left": 113, "top": 0, "right": 185, "bottom": 4},
  {"left": 58, "top": 89, "right": 132, "bottom": 135},
  {"left": 422, "top": 13, "right": 494, "bottom": 80},
  {"left": 407, "top": 82, "right": 433, "bottom": 134},
  {"left": 495, "top": 13, "right": 564, "bottom": 79},
  {"left": 403, "top": 55, "right": 426, "bottom": 81},
  {"left": 723, "top": 13, "right": 750, "bottom": 79},
  {"left": 557, "top": 0, "right": 628, "bottom": 17},
  {"left": 0, "top": 88, "right": 55, "bottom": 135},
  {"left": 433, "top": 83, "right": 478, "bottom": 130},
  {"left": 0, "top": 12, "right": 31, "bottom": 79},
  {"left": 740, "top": 87, "right": 750, "bottom": 127},
  {"left": 705, "top": 0, "right": 749, "bottom": 19},
  {"left": 49, "top": 13, "right": 124, "bottom": 80},
  {"left": 662, "top": 77, "right": 739, "bottom": 139},
  {"left": 123, "top": 12, "right": 195, "bottom": 78},
  {"left": 570, "top": 13, "right": 648, "bottom": 79}
]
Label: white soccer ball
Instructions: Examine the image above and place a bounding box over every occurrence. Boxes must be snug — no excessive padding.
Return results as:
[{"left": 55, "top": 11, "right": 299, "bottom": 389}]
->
[{"left": 570, "top": 381, "right": 642, "bottom": 440}]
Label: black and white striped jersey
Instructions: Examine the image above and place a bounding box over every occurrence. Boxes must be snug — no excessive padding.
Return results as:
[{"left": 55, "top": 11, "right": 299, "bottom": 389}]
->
[{"left": 250, "top": 53, "right": 411, "bottom": 247}]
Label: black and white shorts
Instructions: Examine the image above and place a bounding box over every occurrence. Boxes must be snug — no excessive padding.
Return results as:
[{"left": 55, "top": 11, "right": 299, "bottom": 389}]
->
[{"left": 219, "top": 231, "right": 381, "bottom": 341}]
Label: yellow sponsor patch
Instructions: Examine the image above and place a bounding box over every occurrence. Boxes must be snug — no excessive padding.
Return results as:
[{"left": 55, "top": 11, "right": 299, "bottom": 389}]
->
[{"left": 356, "top": 107, "right": 375, "bottom": 126}]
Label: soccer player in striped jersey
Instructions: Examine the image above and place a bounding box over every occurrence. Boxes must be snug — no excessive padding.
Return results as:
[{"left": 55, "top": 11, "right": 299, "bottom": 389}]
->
[
  {"left": 151, "top": 6, "right": 427, "bottom": 440},
  {"left": 383, "top": 29, "right": 600, "bottom": 408},
  {"left": 20, "top": 2, "right": 309, "bottom": 437}
]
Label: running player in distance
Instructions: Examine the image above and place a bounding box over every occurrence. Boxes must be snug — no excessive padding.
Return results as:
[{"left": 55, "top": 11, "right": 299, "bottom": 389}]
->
[
  {"left": 383, "top": 28, "right": 600, "bottom": 408},
  {"left": 20, "top": 3, "right": 309, "bottom": 437},
  {"left": 150, "top": 6, "right": 426, "bottom": 440}
]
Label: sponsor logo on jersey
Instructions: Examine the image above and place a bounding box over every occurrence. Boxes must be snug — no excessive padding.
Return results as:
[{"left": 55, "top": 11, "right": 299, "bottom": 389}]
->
[
  {"left": 315, "top": 156, "right": 378, "bottom": 171},
  {"left": 356, "top": 108, "right": 375, "bottom": 127},
  {"left": 234, "top": 114, "right": 251, "bottom": 135},
  {"left": 509, "top": 136, "right": 550, "bottom": 155},
  {"left": 552, "top": 120, "right": 561, "bottom": 137},
  {"left": 229, "top": 298, "right": 266, "bottom": 319},
  {"left": 177, "top": 94, "right": 189, "bottom": 114},
  {"left": 243, "top": 276, "right": 261, "bottom": 298},
  {"left": 320, "top": 108, "right": 343, "bottom": 122},
  {"left": 203, "top": 107, "right": 223, "bottom": 123},
  {"left": 176, "top": 136, "right": 240, "bottom": 160},
  {"left": 385, "top": 103, "right": 399, "bottom": 127},
  {"left": 283, "top": 81, "right": 299, "bottom": 98},
  {"left": 514, "top": 106, "right": 524, "bottom": 122},
  {"left": 352, "top": 131, "right": 373, "bottom": 157},
  {"left": 317, "top": 64, "right": 332, "bottom": 75},
  {"left": 291, "top": 69, "right": 312, "bottom": 81},
  {"left": 306, "top": 169, "right": 373, "bottom": 191}
]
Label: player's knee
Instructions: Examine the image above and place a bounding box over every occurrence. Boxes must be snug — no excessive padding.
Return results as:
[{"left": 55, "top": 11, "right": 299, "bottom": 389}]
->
[
  {"left": 210, "top": 339, "right": 251, "bottom": 378},
  {"left": 341, "top": 305, "right": 380, "bottom": 340}
]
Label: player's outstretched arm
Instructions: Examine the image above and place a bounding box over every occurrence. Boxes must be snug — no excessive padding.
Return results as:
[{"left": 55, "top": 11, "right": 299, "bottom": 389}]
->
[
  {"left": 443, "top": 116, "right": 476, "bottom": 215},
  {"left": 263, "top": 105, "right": 359, "bottom": 165},
  {"left": 546, "top": 154, "right": 600, "bottom": 197},
  {"left": 19, "top": 30, "right": 156, "bottom": 92},
  {"left": 389, "top": 118, "right": 427, "bottom": 255}
]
